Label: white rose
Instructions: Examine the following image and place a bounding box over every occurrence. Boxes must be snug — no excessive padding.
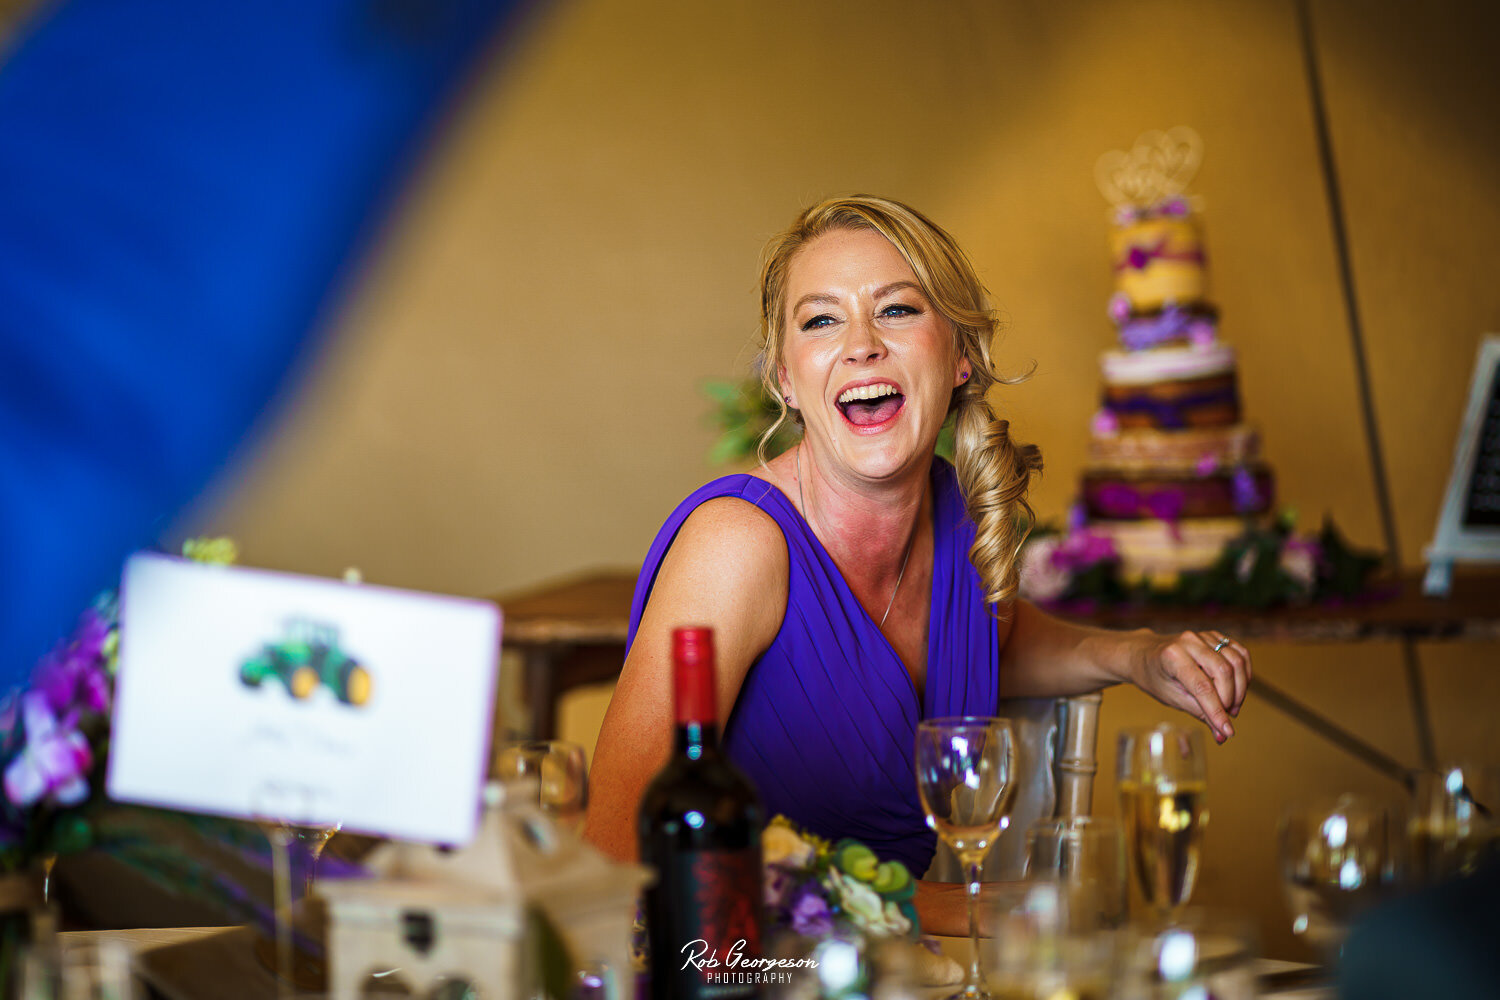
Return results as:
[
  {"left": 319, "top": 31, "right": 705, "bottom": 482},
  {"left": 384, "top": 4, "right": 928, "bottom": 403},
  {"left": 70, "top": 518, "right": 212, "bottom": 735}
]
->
[{"left": 832, "top": 871, "right": 885, "bottom": 926}]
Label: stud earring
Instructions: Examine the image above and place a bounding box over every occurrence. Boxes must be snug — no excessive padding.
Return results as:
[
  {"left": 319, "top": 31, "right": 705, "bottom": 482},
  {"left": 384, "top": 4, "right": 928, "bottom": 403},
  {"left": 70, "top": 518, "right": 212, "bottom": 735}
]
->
[{"left": 960, "top": 371, "right": 970, "bottom": 381}]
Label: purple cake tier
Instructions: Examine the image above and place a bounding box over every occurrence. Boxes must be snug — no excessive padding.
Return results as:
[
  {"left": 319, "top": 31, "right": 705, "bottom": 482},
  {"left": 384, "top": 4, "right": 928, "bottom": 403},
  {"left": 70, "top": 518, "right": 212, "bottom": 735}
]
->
[{"left": 1082, "top": 466, "right": 1274, "bottom": 521}]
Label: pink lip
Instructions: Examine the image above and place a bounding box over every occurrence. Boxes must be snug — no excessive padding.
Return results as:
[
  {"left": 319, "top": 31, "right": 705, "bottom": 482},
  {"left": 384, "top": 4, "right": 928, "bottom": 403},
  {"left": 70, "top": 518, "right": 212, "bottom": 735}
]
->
[{"left": 833, "top": 377, "right": 906, "bottom": 434}]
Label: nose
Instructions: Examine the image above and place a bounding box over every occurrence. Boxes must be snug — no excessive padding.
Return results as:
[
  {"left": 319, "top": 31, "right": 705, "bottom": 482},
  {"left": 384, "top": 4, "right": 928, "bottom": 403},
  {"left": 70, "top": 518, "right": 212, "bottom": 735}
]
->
[{"left": 841, "top": 315, "right": 886, "bottom": 365}]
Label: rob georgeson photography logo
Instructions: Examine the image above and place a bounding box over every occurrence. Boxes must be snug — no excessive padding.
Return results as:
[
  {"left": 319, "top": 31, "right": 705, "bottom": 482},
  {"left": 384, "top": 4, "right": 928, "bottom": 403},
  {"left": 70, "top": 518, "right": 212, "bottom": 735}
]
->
[{"left": 682, "top": 939, "right": 819, "bottom": 986}]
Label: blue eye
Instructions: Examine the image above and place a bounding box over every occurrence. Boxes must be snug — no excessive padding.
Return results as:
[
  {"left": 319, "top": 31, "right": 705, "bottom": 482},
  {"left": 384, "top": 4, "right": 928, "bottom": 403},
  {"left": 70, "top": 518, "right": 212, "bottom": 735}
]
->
[
  {"left": 882, "top": 304, "right": 918, "bottom": 318},
  {"left": 801, "top": 314, "right": 836, "bottom": 331}
]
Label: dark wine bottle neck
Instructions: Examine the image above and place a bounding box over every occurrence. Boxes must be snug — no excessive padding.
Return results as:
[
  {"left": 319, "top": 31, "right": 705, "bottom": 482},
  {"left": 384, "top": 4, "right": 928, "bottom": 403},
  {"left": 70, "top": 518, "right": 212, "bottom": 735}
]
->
[{"left": 674, "top": 721, "right": 719, "bottom": 760}]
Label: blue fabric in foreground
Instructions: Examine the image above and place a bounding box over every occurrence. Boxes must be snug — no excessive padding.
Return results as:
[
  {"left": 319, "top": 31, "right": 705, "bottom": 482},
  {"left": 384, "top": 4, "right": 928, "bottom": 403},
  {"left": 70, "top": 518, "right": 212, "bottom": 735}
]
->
[
  {"left": 0, "top": 0, "right": 519, "bottom": 690},
  {"left": 628, "top": 459, "right": 1000, "bottom": 875}
]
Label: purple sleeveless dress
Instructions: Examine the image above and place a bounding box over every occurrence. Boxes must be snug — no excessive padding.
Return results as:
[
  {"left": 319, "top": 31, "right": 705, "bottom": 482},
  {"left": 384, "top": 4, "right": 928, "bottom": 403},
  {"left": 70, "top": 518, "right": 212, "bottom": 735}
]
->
[{"left": 626, "top": 458, "right": 1000, "bottom": 875}]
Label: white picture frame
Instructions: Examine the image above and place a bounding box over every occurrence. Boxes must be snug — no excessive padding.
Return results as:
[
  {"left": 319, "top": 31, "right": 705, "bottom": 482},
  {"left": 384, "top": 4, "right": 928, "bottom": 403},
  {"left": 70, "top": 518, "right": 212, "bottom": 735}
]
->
[
  {"left": 1424, "top": 334, "right": 1500, "bottom": 595},
  {"left": 108, "top": 553, "right": 502, "bottom": 844}
]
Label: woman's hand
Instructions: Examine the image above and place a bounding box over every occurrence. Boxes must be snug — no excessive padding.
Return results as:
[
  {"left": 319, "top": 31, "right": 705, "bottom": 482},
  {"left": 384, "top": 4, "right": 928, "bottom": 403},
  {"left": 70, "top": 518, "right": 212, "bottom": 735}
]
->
[{"left": 1124, "top": 628, "right": 1252, "bottom": 744}]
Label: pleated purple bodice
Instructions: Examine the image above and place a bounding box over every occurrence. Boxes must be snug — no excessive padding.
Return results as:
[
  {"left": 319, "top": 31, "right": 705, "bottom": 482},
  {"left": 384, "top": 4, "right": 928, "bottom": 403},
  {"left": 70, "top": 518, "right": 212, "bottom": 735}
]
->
[{"left": 626, "top": 458, "right": 1000, "bottom": 875}]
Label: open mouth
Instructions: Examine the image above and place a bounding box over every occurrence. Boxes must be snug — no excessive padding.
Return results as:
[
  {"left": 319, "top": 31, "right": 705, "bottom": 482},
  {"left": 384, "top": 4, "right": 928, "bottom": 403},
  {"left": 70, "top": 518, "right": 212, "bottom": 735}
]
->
[{"left": 837, "top": 382, "right": 905, "bottom": 427}]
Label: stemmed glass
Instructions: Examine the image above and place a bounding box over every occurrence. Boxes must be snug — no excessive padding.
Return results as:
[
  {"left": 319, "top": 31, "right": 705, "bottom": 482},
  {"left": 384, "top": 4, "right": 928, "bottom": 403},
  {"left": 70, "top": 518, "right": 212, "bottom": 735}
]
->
[
  {"left": 1117, "top": 725, "right": 1208, "bottom": 924},
  {"left": 1279, "top": 794, "right": 1402, "bottom": 959},
  {"left": 493, "top": 740, "right": 589, "bottom": 834},
  {"left": 1408, "top": 763, "right": 1497, "bottom": 883},
  {"left": 1026, "top": 816, "right": 1130, "bottom": 931},
  {"left": 915, "top": 716, "right": 1016, "bottom": 1000}
]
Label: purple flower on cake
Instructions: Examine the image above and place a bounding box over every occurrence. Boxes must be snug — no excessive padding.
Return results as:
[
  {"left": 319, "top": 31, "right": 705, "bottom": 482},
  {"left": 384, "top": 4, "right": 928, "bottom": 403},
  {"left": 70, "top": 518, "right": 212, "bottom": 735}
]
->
[
  {"left": 1107, "top": 293, "right": 1133, "bottom": 326},
  {"left": 1091, "top": 409, "right": 1120, "bottom": 438},
  {"left": 1195, "top": 454, "right": 1220, "bottom": 477},
  {"left": 1095, "top": 483, "right": 1138, "bottom": 518},
  {"left": 4, "top": 692, "right": 92, "bottom": 808},
  {"left": 1126, "top": 246, "right": 1152, "bottom": 271},
  {"left": 1055, "top": 530, "right": 1119, "bottom": 570},
  {"left": 1067, "top": 502, "right": 1089, "bottom": 536},
  {"left": 1156, "top": 196, "right": 1190, "bottom": 218},
  {"left": 1187, "top": 319, "right": 1217, "bottom": 347},
  {"left": 1146, "top": 491, "right": 1186, "bottom": 524},
  {"left": 1231, "top": 466, "right": 1262, "bottom": 513}
]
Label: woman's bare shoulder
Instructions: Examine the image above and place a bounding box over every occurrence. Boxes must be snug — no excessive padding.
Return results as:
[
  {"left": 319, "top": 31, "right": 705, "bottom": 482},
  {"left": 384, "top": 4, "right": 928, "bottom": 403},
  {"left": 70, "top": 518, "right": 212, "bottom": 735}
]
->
[{"left": 653, "top": 494, "right": 789, "bottom": 601}]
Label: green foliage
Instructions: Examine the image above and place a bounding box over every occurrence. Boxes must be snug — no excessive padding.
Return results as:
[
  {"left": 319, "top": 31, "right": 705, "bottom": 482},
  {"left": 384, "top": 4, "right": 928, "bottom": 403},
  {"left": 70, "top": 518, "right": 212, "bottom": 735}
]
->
[{"left": 1030, "top": 514, "right": 1383, "bottom": 609}]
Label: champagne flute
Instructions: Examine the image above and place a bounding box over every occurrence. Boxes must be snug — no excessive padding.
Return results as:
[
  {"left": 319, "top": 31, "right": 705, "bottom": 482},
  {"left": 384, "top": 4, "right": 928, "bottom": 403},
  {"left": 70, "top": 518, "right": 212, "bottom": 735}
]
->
[
  {"left": 915, "top": 716, "right": 1016, "bottom": 1000},
  {"left": 1117, "top": 725, "right": 1208, "bottom": 923}
]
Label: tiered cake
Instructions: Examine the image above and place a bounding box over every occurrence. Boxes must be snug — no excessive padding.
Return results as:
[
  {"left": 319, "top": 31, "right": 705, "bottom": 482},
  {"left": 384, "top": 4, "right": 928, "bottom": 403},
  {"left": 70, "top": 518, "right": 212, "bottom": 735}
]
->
[{"left": 1083, "top": 129, "right": 1273, "bottom": 584}]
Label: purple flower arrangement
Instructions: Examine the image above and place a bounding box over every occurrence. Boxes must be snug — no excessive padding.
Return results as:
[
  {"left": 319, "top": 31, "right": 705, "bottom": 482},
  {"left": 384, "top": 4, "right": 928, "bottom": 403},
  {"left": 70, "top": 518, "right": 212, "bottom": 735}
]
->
[
  {"left": 0, "top": 537, "right": 240, "bottom": 872},
  {"left": 0, "top": 601, "right": 117, "bottom": 868}
]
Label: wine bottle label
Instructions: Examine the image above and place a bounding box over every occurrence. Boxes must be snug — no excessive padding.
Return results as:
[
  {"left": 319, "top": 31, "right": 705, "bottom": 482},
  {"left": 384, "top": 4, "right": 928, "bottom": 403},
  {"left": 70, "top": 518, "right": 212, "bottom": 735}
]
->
[{"left": 648, "top": 848, "right": 765, "bottom": 999}]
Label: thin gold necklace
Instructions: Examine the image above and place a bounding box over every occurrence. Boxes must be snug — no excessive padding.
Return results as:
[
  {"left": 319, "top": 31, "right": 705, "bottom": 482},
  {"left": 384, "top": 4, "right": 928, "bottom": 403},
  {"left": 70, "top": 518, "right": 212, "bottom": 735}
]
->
[{"left": 796, "top": 442, "right": 913, "bottom": 628}]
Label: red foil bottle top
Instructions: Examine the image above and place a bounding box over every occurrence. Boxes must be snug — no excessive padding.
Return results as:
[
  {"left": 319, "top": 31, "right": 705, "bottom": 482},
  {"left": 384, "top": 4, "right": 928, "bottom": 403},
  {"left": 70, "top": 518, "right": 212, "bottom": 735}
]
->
[{"left": 671, "top": 627, "right": 716, "bottom": 726}]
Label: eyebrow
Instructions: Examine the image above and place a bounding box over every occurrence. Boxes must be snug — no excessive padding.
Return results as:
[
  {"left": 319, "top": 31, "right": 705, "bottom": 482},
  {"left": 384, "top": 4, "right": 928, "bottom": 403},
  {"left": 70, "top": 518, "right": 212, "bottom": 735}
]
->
[
  {"left": 790, "top": 281, "right": 923, "bottom": 314},
  {"left": 874, "top": 280, "right": 922, "bottom": 300}
]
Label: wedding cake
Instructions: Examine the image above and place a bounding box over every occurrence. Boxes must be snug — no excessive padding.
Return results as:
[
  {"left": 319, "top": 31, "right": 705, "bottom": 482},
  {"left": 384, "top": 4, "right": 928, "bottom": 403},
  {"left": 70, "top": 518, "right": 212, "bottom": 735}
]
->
[{"left": 1083, "top": 129, "right": 1273, "bottom": 584}]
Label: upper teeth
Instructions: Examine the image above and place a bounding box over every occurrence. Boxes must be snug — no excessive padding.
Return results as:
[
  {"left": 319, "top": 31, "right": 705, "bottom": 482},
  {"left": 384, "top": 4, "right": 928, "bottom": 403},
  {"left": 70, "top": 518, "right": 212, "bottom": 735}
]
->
[{"left": 838, "top": 383, "right": 899, "bottom": 404}]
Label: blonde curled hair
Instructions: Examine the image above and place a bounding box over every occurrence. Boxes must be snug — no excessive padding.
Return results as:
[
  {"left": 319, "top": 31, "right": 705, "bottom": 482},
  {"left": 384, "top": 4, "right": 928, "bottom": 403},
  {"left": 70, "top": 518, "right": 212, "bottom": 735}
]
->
[{"left": 755, "top": 195, "right": 1043, "bottom": 609}]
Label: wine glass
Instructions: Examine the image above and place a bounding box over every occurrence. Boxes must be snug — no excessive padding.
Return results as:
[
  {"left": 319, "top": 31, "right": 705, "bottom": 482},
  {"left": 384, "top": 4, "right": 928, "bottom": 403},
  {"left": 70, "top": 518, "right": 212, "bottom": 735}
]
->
[
  {"left": 493, "top": 740, "right": 589, "bottom": 834},
  {"left": 1408, "top": 763, "right": 1498, "bottom": 884},
  {"left": 1026, "top": 816, "right": 1129, "bottom": 931},
  {"left": 1279, "top": 794, "right": 1402, "bottom": 959},
  {"left": 915, "top": 716, "right": 1016, "bottom": 1000},
  {"left": 986, "top": 880, "right": 1119, "bottom": 1000},
  {"left": 1116, "top": 725, "right": 1208, "bottom": 923}
]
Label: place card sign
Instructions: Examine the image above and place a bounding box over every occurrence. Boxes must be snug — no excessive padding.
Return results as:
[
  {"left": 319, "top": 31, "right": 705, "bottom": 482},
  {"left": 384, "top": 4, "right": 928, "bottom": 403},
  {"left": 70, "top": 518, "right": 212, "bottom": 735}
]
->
[
  {"left": 1425, "top": 335, "right": 1500, "bottom": 595},
  {"left": 108, "top": 553, "right": 502, "bottom": 844}
]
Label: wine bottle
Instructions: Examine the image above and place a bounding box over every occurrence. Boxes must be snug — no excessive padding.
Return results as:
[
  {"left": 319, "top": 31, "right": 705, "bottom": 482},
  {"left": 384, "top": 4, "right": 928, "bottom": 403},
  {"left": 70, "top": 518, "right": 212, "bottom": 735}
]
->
[{"left": 639, "top": 627, "right": 765, "bottom": 1000}]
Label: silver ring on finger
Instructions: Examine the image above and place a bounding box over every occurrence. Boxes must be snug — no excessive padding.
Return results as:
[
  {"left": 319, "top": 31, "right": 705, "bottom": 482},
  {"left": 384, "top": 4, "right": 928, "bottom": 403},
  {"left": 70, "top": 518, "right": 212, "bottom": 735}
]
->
[{"left": 1212, "top": 636, "right": 1230, "bottom": 653}]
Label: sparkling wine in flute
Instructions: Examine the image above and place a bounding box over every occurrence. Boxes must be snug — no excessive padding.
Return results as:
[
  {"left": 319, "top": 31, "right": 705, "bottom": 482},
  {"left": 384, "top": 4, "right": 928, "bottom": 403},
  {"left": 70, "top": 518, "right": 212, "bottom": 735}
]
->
[
  {"left": 1116, "top": 724, "right": 1208, "bottom": 920},
  {"left": 1119, "top": 779, "right": 1208, "bottom": 911}
]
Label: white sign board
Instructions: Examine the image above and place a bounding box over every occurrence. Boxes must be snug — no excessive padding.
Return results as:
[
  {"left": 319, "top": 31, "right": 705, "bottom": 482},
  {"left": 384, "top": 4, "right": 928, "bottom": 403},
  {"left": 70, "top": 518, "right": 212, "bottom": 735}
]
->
[
  {"left": 1425, "top": 335, "right": 1500, "bottom": 595},
  {"left": 108, "top": 553, "right": 502, "bottom": 845}
]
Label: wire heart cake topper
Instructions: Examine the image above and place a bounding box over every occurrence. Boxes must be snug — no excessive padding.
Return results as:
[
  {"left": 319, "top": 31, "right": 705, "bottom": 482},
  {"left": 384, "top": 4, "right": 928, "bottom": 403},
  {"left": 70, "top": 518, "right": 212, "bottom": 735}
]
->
[{"left": 1095, "top": 126, "right": 1204, "bottom": 209}]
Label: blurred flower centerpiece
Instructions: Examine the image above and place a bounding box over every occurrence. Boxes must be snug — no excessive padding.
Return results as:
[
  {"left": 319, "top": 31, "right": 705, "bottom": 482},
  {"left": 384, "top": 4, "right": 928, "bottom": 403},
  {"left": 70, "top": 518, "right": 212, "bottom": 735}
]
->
[
  {"left": 762, "top": 816, "right": 918, "bottom": 942},
  {"left": 761, "top": 817, "right": 964, "bottom": 991},
  {"left": 0, "top": 537, "right": 237, "bottom": 986}
]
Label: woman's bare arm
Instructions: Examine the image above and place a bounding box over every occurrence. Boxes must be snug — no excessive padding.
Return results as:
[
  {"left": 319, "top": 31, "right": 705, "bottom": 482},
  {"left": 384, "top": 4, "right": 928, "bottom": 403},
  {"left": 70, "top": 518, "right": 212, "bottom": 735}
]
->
[
  {"left": 996, "top": 599, "right": 1252, "bottom": 743},
  {"left": 582, "top": 497, "right": 789, "bottom": 862}
]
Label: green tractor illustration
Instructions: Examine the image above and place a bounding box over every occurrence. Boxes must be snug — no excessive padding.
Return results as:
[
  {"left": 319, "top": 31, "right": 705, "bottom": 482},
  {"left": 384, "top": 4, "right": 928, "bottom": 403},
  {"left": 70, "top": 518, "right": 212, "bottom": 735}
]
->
[{"left": 239, "top": 621, "right": 373, "bottom": 707}]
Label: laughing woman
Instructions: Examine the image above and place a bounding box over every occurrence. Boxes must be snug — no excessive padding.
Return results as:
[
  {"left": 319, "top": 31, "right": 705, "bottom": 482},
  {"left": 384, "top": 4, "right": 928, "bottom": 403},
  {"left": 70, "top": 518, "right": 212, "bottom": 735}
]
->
[{"left": 582, "top": 196, "right": 1251, "bottom": 936}]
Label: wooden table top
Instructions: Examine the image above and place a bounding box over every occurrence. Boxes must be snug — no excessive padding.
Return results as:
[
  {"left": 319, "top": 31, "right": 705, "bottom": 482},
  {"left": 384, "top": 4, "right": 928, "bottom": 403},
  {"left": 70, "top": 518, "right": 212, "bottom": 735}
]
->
[{"left": 491, "top": 568, "right": 1500, "bottom": 647}]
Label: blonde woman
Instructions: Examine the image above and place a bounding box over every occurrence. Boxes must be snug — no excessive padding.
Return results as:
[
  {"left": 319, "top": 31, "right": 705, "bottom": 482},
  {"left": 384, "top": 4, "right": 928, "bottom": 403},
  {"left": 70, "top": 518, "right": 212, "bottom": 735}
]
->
[{"left": 584, "top": 196, "right": 1251, "bottom": 935}]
